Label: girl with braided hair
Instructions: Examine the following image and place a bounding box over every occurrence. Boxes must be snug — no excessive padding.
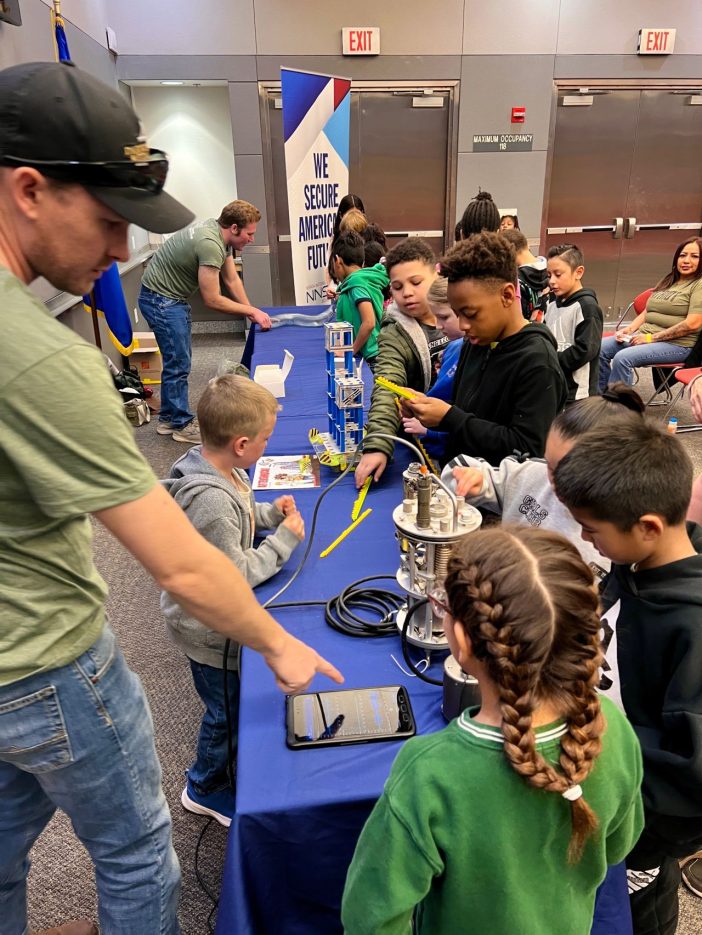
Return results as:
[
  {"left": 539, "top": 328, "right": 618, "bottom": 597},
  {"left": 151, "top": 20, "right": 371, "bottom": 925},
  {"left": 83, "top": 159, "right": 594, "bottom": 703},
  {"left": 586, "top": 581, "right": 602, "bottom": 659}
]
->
[{"left": 342, "top": 526, "right": 643, "bottom": 935}]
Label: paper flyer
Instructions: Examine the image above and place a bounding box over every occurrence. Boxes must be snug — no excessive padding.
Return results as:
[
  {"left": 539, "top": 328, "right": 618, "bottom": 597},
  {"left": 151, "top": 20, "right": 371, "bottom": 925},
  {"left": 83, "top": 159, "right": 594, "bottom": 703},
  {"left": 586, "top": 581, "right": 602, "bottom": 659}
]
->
[{"left": 252, "top": 455, "right": 321, "bottom": 490}]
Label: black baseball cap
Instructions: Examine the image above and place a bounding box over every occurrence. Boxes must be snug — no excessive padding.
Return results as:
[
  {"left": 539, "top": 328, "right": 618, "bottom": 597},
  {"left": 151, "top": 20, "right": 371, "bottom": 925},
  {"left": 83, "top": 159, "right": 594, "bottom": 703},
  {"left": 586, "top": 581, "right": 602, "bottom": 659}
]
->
[{"left": 0, "top": 61, "right": 194, "bottom": 234}]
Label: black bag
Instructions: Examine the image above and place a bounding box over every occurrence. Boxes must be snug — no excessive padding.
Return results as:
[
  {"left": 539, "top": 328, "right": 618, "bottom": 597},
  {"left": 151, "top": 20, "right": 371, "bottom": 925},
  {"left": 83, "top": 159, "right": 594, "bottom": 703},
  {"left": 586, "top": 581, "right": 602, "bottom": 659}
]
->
[{"left": 113, "top": 365, "right": 147, "bottom": 400}]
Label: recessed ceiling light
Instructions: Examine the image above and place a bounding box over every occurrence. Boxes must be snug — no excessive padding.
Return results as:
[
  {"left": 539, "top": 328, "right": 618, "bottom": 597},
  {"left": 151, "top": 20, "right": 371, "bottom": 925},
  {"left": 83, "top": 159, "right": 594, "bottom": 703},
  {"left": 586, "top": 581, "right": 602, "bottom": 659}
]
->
[{"left": 160, "top": 80, "right": 184, "bottom": 86}]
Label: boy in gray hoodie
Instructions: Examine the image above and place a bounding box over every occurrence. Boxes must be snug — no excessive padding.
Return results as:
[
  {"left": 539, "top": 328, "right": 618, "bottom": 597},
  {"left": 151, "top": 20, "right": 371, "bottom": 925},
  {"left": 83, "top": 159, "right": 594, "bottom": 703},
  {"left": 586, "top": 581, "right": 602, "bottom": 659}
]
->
[{"left": 162, "top": 375, "right": 304, "bottom": 826}]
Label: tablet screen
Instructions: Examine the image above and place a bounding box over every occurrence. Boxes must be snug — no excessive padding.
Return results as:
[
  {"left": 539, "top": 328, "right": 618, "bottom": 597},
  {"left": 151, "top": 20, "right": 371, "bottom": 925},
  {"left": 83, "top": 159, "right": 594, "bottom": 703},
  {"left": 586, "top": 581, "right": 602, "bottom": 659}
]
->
[{"left": 286, "top": 685, "right": 416, "bottom": 748}]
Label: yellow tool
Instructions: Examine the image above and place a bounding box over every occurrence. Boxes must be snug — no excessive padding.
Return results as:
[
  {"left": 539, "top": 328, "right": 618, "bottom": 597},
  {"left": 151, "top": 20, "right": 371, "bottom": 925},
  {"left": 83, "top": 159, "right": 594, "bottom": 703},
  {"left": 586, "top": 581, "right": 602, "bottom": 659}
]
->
[
  {"left": 416, "top": 437, "right": 440, "bottom": 478},
  {"left": 393, "top": 397, "right": 440, "bottom": 477},
  {"left": 375, "top": 375, "right": 417, "bottom": 400},
  {"left": 320, "top": 508, "right": 372, "bottom": 559},
  {"left": 351, "top": 476, "right": 371, "bottom": 520}
]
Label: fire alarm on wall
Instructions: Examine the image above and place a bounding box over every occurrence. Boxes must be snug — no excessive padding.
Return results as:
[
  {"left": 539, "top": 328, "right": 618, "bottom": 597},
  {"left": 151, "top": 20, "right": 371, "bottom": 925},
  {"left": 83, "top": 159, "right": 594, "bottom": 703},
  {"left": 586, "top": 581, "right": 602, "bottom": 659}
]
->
[{"left": 511, "top": 107, "right": 526, "bottom": 123}]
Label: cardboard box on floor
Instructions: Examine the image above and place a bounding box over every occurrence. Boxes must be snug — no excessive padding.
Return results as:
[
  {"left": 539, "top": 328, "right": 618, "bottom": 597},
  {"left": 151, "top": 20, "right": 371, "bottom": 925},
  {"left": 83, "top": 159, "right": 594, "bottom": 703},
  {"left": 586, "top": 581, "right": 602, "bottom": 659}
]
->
[{"left": 130, "top": 332, "right": 162, "bottom": 385}]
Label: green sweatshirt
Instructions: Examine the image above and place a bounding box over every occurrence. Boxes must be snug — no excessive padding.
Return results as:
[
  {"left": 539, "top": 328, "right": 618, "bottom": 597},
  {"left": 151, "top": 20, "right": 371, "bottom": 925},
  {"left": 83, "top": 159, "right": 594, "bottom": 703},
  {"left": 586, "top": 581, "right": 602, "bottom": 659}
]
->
[
  {"left": 342, "top": 696, "right": 643, "bottom": 935},
  {"left": 335, "top": 263, "right": 389, "bottom": 359}
]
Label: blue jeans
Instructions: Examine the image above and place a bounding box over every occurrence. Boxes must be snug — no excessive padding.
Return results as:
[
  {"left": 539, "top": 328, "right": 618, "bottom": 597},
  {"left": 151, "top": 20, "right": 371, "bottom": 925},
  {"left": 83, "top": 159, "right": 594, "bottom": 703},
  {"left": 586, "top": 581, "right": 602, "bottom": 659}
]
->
[
  {"left": 188, "top": 659, "right": 240, "bottom": 796},
  {"left": 599, "top": 335, "right": 690, "bottom": 391},
  {"left": 0, "top": 626, "right": 180, "bottom": 935},
  {"left": 138, "top": 285, "right": 194, "bottom": 429}
]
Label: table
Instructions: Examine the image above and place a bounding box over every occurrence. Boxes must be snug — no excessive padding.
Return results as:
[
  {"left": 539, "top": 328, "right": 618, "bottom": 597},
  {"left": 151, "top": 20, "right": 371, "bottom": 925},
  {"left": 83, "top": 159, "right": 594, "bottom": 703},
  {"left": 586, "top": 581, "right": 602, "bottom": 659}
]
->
[
  {"left": 215, "top": 310, "right": 632, "bottom": 935},
  {"left": 217, "top": 308, "right": 445, "bottom": 934}
]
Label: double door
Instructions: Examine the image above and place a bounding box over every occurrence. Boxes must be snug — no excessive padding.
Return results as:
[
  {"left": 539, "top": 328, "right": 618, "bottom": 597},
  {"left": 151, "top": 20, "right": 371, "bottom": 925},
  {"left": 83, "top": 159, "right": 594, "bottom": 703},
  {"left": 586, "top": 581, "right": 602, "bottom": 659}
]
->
[
  {"left": 544, "top": 89, "right": 702, "bottom": 321},
  {"left": 261, "top": 83, "right": 457, "bottom": 306}
]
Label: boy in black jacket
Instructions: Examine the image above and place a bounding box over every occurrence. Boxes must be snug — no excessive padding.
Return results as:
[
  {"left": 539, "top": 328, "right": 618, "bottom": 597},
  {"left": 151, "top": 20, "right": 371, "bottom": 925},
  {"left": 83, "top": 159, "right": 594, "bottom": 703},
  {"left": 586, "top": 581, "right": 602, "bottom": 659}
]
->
[
  {"left": 404, "top": 232, "right": 566, "bottom": 466},
  {"left": 554, "top": 420, "right": 702, "bottom": 935},
  {"left": 544, "top": 243, "right": 603, "bottom": 403}
]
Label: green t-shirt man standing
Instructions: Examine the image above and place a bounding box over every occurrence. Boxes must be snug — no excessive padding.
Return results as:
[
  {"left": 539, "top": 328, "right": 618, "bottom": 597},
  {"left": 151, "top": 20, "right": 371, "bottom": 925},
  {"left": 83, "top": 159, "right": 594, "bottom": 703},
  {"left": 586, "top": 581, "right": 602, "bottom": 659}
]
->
[{"left": 139, "top": 200, "right": 273, "bottom": 445}]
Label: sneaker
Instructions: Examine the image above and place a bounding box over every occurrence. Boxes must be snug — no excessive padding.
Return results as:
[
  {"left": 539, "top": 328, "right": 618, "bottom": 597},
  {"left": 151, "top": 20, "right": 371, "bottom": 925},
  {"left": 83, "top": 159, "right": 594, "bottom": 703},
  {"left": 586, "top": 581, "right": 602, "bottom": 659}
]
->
[
  {"left": 172, "top": 419, "right": 201, "bottom": 445},
  {"left": 682, "top": 856, "right": 702, "bottom": 898},
  {"left": 156, "top": 421, "right": 175, "bottom": 435},
  {"left": 626, "top": 867, "right": 660, "bottom": 894},
  {"left": 181, "top": 783, "right": 234, "bottom": 827}
]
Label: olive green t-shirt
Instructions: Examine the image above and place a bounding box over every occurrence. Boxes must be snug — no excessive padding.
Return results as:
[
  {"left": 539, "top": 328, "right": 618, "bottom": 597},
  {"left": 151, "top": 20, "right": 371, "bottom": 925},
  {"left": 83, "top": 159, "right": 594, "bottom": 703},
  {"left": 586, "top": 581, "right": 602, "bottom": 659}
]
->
[
  {"left": 0, "top": 269, "right": 157, "bottom": 686},
  {"left": 141, "top": 217, "right": 232, "bottom": 300},
  {"left": 640, "top": 279, "right": 702, "bottom": 347}
]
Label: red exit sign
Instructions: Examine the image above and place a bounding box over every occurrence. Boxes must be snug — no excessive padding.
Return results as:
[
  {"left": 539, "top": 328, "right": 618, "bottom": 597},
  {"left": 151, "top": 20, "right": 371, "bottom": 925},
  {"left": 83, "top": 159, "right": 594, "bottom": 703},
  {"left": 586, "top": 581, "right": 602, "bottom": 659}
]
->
[
  {"left": 638, "top": 28, "right": 676, "bottom": 55},
  {"left": 342, "top": 27, "right": 380, "bottom": 56}
]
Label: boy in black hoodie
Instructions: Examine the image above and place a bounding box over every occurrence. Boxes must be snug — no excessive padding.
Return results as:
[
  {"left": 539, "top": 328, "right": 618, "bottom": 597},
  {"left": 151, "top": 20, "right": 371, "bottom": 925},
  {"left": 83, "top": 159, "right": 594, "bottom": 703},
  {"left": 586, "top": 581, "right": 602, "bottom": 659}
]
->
[
  {"left": 404, "top": 232, "right": 566, "bottom": 466},
  {"left": 554, "top": 421, "right": 702, "bottom": 935},
  {"left": 545, "top": 243, "right": 603, "bottom": 403}
]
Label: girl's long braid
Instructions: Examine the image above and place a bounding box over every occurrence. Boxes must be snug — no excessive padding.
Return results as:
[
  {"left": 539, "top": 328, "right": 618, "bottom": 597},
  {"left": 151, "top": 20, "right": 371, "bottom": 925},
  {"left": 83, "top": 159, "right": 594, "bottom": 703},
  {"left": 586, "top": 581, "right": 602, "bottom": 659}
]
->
[{"left": 445, "top": 527, "right": 605, "bottom": 862}]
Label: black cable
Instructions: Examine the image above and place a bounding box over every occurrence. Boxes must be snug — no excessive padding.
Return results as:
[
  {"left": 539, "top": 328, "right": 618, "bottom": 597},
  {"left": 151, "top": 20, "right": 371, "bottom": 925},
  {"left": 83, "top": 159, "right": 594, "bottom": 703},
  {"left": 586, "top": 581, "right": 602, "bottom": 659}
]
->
[
  {"left": 268, "top": 579, "right": 445, "bottom": 685},
  {"left": 192, "top": 818, "right": 219, "bottom": 933},
  {"left": 324, "top": 575, "right": 404, "bottom": 637},
  {"left": 400, "top": 598, "right": 445, "bottom": 686},
  {"left": 198, "top": 433, "right": 435, "bottom": 913},
  {"left": 198, "top": 454, "right": 364, "bottom": 916}
]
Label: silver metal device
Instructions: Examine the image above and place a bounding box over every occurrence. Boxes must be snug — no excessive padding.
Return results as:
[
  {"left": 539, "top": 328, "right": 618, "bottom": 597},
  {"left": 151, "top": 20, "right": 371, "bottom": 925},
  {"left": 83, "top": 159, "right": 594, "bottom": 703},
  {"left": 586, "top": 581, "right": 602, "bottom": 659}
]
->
[
  {"left": 393, "top": 464, "right": 482, "bottom": 651},
  {"left": 442, "top": 655, "right": 481, "bottom": 722}
]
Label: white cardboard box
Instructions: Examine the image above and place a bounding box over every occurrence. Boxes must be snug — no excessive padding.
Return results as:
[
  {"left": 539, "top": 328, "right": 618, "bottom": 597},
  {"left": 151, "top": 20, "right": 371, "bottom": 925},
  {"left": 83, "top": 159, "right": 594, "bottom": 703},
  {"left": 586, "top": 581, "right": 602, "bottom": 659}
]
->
[{"left": 253, "top": 349, "right": 294, "bottom": 398}]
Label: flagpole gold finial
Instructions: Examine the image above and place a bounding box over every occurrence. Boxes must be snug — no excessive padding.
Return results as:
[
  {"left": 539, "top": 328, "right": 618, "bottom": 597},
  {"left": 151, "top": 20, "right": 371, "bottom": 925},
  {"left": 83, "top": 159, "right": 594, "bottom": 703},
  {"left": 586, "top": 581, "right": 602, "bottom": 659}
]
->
[{"left": 53, "top": 1, "right": 62, "bottom": 15}]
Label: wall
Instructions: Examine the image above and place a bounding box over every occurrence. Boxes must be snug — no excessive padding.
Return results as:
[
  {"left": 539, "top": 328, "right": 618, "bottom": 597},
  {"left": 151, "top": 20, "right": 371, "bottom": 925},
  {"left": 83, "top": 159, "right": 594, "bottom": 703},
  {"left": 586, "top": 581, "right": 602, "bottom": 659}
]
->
[
  {"left": 3, "top": 1, "right": 702, "bottom": 310},
  {"left": 131, "top": 86, "right": 238, "bottom": 223},
  {"left": 107, "top": 0, "right": 702, "bottom": 305},
  {"left": 0, "top": 0, "right": 114, "bottom": 80}
]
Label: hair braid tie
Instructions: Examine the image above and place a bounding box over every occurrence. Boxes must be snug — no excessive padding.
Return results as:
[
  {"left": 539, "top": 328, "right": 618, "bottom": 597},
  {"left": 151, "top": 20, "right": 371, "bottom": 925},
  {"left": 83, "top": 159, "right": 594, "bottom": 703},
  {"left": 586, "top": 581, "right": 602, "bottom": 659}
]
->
[{"left": 562, "top": 785, "right": 583, "bottom": 802}]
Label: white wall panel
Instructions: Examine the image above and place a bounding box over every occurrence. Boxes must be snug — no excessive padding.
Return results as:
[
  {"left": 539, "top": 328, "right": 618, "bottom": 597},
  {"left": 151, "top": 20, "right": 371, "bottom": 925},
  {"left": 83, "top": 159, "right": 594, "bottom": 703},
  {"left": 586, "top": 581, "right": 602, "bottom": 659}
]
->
[
  {"left": 132, "top": 86, "right": 237, "bottom": 223},
  {"left": 463, "top": 1, "right": 560, "bottom": 55},
  {"left": 458, "top": 55, "right": 554, "bottom": 154},
  {"left": 456, "top": 151, "right": 548, "bottom": 241},
  {"left": 104, "top": 0, "right": 255, "bottom": 55},
  {"left": 253, "top": 0, "right": 464, "bottom": 55},
  {"left": 557, "top": 0, "right": 702, "bottom": 55}
]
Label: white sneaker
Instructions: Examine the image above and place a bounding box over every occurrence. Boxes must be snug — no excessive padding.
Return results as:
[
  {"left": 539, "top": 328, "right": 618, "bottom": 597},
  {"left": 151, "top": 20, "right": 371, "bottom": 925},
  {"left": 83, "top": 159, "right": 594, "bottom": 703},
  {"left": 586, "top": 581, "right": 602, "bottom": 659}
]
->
[
  {"left": 172, "top": 419, "right": 201, "bottom": 444},
  {"left": 156, "top": 421, "right": 175, "bottom": 435},
  {"left": 181, "top": 785, "right": 233, "bottom": 827}
]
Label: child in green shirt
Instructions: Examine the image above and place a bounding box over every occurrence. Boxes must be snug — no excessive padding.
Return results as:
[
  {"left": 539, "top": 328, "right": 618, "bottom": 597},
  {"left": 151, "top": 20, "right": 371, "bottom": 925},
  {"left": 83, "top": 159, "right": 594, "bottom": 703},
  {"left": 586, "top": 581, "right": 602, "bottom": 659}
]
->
[
  {"left": 331, "top": 231, "right": 389, "bottom": 370},
  {"left": 342, "top": 526, "right": 644, "bottom": 935}
]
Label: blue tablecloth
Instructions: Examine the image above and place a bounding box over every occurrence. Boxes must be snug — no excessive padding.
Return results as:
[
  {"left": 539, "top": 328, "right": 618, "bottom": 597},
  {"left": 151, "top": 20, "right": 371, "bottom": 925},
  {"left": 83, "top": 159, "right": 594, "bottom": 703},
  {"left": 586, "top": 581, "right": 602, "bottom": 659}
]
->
[{"left": 215, "top": 310, "right": 632, "bottom": 935}]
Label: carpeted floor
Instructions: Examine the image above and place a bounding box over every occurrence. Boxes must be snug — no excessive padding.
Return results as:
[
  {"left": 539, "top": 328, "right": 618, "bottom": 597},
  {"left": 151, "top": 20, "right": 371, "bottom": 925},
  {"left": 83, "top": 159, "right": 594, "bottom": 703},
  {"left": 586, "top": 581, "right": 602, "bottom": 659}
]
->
[{"left": 25, "top": 329, "right": 702, "bottom": 934}]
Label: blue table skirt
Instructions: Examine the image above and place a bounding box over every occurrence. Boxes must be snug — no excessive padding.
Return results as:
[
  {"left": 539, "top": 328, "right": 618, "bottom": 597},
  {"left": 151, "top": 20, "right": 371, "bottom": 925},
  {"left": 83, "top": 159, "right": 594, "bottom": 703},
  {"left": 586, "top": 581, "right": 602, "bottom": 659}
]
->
[{"left": 215, "top": 311, "right": 632, "bottom": 935}]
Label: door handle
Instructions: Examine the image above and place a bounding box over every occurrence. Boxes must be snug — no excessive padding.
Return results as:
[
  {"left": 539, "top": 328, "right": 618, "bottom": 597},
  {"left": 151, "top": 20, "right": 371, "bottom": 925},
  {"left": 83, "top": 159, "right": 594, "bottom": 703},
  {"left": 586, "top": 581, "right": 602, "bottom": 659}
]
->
[
  {"left": 624, "top": 217, "right": 636, "bottom": 239},
  {"left": 613, "top": 218, "right": 624, "bottom": 239}
]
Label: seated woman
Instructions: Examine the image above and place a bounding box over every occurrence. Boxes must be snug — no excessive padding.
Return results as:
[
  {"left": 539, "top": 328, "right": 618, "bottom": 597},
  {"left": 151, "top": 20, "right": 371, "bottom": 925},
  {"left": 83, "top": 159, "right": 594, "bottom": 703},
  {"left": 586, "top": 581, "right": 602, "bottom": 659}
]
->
[{"left": 599, "top": 238, "right": 702, "bottom": 390}]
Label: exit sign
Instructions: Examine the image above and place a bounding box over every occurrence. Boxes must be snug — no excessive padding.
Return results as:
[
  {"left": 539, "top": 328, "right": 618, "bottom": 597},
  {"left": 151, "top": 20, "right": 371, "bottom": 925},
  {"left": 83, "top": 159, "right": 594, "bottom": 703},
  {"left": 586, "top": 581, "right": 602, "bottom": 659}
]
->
[
  {"left": 638, "top": 28, "right": 676, "bottom": 55},
  {"left": 342, "top": 27, "right": 380, "bottom": 56}
]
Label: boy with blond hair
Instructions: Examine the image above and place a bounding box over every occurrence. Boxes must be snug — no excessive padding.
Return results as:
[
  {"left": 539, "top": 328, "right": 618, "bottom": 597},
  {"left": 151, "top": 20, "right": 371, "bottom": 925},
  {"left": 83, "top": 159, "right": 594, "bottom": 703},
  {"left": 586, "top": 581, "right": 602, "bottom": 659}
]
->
[{"left": 162, "top": 375, "right": 304, "bottom": 826}]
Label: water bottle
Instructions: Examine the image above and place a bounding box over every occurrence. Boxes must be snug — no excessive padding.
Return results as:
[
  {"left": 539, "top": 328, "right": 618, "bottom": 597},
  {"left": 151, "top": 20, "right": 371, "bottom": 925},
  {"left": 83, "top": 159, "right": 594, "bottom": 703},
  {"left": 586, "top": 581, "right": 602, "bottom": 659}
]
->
[{"left": 667, "top": 417, "right": 678, "bottom": 434}]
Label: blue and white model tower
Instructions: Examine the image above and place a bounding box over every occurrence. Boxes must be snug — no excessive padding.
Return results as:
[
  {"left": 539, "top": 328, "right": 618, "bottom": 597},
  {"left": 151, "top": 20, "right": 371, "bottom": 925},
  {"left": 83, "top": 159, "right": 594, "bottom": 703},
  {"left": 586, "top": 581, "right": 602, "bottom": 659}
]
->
[{"left": 323, "top": 322, "right": 365, "bottom": 455}]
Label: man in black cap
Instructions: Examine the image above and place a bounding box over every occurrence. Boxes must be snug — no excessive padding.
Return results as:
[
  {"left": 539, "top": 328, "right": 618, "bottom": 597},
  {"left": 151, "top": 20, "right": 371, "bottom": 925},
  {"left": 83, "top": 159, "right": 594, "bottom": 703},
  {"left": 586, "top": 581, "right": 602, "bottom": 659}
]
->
[{"left": 0, "top": 61, "right": 342, "bottom": 935}]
